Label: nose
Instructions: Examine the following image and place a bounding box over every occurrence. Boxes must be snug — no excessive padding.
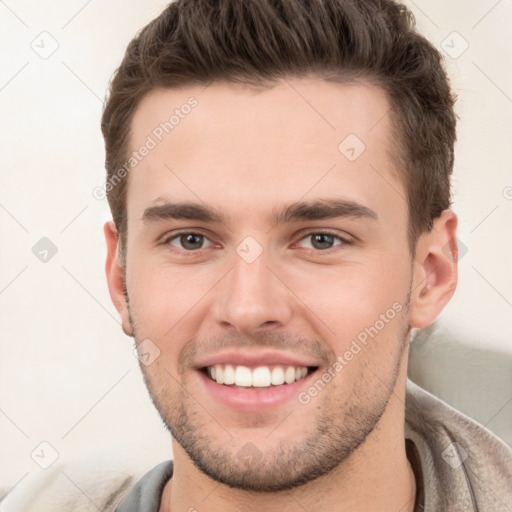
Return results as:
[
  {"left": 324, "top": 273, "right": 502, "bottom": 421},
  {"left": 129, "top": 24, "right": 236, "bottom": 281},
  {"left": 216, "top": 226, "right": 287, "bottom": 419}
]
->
[{"left": 211, "top": 249, "right": 294, "bottom": 335}]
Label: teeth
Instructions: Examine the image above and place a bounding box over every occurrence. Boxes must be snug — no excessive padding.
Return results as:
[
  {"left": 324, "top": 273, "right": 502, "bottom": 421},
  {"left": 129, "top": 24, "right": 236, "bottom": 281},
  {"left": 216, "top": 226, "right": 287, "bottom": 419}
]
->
[
  {"left": 223, "top": 364, "right": 235, "bottom": 385},
  {"left": 252, "top": 366, "right": 271, "bottom": 387},
  {"left": 284, "top": 366, "right": 296, "bottom": 384},
  {"left": 234, "top": 365, "right": 253, "bottom": 387},
  {"left": 271, "top": 366, "right": 285, "bottom": 385},
  {"left": 207, "top": 364, "right": 312, "bottom": 388}
]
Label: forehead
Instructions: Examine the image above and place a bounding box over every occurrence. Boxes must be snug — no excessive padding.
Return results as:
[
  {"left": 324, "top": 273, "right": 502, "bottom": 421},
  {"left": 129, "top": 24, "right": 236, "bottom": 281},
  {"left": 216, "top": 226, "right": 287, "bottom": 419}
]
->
[{"left": 127, "top": 77, "right": 405, "bottom": 227}]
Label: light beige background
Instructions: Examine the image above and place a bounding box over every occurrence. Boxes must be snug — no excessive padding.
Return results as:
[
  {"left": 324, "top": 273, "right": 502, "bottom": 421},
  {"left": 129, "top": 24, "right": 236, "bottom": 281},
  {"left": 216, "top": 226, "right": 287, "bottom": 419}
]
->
[{"left": 1, "top": 0, "right": 511, "bottom": 500}]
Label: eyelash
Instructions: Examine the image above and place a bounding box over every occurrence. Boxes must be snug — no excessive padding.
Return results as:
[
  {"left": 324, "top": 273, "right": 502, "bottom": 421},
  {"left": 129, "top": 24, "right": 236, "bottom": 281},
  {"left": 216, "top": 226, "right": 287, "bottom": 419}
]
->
[
  {"left": 161, "top": 230, "right": 352, "bottom": 254},
  {"left": 296, "top": 231, "right": 351, "bottom": 253}
]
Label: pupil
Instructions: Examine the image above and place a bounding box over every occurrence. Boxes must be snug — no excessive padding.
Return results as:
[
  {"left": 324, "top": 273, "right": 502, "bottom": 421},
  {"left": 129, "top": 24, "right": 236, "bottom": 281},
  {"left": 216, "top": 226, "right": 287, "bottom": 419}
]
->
[
  {"left": 182, "top": 234, "right": 203, "bottom": 250},
  {"left": 312, "top": 234, "right": 333, "bottom": 249}
]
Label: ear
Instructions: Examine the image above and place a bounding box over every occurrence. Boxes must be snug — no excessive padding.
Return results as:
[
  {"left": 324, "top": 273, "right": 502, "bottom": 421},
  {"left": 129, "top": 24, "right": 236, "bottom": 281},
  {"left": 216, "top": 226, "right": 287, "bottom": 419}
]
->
[
  {"left": 409, "top": 209, "right": 458, "bottom": 329},
  {"left": 104, "top": 220, "right": 133, "bottom": 337}
]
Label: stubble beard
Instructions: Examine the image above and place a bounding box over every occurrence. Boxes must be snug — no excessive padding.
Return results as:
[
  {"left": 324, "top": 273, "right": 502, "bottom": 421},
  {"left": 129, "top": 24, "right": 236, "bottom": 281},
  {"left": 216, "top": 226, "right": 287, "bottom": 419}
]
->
[{"left": 126, "top": 294, "right": 411, "bottom": 493}]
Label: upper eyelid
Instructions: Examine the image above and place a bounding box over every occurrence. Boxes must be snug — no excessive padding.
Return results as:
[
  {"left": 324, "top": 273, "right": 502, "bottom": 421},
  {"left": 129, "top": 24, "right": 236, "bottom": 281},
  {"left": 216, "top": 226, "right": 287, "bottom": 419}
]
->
[
  {"left": 164, "top": 231, "right": 215, "bottom": 246},
  {"left": 162, "top": 228, "right": 214, "bottom": 242},
  {"left": 293, "top": 228, "right": 354, "bottom": 244},
  {"left": 293, "top": 232, "right": 352, "bottom": 249},
  {"left": 301, "top": 230, "right": 350, "bottom": 239}
]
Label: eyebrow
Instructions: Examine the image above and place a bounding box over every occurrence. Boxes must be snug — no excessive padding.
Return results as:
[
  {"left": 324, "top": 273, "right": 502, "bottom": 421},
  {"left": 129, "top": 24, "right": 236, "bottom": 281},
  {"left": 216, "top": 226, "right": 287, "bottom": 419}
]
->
[
  {"left": 270, "top": 198, "right": 378, "bottom": 224},
  {"left": 142, "top": 201, "right": 224, "bottom": 224},
  {"left": 141, "top": 198, "right": 378, "bottom": 225}
]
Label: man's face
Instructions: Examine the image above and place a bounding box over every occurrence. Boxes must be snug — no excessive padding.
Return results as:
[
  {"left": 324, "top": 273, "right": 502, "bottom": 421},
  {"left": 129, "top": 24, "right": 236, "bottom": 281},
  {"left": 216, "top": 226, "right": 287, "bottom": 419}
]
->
[{"left": 120, "top": 78, "right": 415, "bottom": 490}]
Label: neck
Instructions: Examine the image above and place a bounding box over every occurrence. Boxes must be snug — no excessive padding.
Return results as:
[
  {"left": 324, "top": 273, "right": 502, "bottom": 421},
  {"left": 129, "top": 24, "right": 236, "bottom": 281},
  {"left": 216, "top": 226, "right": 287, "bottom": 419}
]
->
[{"left": 160, "top": 367, "right": 416, "bottom": 512}]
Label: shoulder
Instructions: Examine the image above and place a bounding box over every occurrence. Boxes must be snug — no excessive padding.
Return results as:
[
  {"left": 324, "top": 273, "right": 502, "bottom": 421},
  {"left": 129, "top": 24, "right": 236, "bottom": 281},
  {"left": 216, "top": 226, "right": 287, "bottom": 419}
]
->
[
  {"left": 405, "top": 379, "right": 512, "bottom": 509},
  {"left": 0, "top": 448, "right": 161, "bottom": 512},
  {"left": 114, "top": 461, "right": 174, "bottom": 512}
]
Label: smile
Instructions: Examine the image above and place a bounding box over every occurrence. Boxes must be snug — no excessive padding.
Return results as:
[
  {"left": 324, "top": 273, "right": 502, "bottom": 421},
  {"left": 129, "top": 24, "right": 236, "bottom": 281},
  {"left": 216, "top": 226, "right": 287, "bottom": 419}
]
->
[
  {"left": 203, "top": 364, "right": 318, "bottom": 389},
  {"left": 197, "top": 364, "right": 320, "bottom": 412}
]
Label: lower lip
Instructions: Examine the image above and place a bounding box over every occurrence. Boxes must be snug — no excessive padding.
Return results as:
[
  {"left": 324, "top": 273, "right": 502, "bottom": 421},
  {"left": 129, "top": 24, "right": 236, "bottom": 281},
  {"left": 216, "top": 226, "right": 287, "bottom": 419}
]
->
[{"left": 197, "top": 368, "right": 318, "bottom": 412}]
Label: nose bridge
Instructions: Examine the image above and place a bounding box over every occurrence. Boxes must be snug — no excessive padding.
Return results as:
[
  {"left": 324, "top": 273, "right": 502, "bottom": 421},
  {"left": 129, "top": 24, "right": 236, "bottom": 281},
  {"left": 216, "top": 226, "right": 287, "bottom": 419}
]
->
[{"left": 214, "top": 245, "right": 293, "bottom": 333}]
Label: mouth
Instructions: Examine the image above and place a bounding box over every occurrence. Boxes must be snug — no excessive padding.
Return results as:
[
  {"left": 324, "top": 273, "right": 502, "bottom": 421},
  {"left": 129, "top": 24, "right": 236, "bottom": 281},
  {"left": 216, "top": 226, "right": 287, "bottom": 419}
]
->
[
  {"left": 200, "top": 364, "right": 319, "bottom": 389},
  {"left": 197, "top": 363, "right": 321, "bottom": 411}
]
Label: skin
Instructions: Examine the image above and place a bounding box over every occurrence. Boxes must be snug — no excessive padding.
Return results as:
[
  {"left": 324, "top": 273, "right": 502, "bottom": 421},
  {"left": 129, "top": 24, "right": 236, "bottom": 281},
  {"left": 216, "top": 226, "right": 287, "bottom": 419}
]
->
[{"left": 105, "top": 77, "right": 458, "bottom": 512}]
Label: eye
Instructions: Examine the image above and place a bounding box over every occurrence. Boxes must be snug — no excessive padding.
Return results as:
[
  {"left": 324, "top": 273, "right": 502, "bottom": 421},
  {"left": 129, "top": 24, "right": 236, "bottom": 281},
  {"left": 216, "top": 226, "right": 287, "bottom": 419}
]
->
[
  {"left": 297, "top": 232, "right": 347, "bottom": 251},
  {"left": 164, "top": 232, "right": 214, "bottom": 251}
]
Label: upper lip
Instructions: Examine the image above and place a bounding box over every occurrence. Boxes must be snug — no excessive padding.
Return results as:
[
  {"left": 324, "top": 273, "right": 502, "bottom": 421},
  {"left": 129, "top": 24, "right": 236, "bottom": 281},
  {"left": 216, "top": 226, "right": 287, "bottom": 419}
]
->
[{"left": 194, "top": 350, "right": 320, "bottom": 369}]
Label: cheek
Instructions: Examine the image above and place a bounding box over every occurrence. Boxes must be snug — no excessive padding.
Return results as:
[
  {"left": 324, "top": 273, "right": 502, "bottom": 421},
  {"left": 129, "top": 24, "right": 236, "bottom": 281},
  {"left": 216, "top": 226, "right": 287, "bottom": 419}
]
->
[
  {"left": 127, "top": 255, "right": 220, "bottom": 337},
  {"left": 284, "top": 255, "right": 410, "bottom": 339}
]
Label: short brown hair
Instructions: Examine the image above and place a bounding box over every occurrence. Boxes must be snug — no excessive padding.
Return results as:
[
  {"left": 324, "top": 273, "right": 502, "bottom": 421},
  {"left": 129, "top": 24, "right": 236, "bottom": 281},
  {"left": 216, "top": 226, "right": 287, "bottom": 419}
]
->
[{"left": 101, "top": 0, "right": 456, "bottom": 266}]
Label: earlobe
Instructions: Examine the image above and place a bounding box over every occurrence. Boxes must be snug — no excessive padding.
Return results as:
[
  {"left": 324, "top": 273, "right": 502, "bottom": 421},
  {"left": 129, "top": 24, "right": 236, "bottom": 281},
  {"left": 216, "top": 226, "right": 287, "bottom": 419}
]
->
[
  {"left": 104, "top": 220, "right": 133, "bottom": 337},
  {"left": 409, "top": 210, "right": 458, "bottom": 329}
]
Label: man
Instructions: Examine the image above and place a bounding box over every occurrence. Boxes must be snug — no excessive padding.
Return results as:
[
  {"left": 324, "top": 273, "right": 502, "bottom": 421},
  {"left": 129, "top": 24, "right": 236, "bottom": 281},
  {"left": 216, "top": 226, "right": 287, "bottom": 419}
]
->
[{"left": 101, "top": 0, "right": 512, "bottom": 510}]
